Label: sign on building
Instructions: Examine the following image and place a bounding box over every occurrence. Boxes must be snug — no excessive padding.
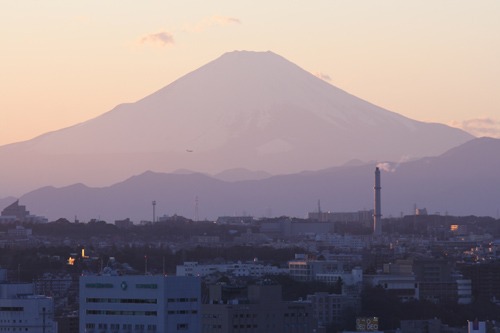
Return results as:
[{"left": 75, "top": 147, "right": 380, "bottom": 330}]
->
[{"left": 356, "top": 317, "right": 379, "bottom": 331}]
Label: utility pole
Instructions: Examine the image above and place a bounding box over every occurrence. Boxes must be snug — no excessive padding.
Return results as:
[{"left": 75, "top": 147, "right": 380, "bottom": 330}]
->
[
  {"left": 152, "top": 200, "right": 156, "bottom": 223},
  {"left": 194, "top": 196, "right": 199, "bottom": 222}
]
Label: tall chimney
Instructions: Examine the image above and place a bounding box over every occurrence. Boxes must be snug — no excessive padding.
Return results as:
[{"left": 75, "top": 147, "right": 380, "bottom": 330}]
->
[{"left": 373, "top": 167, "right": 382, "bottom": 235}]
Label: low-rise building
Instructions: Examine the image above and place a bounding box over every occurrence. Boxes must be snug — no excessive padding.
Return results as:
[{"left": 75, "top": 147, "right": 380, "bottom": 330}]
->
[
  {"left": 306, "top": 292, "right": 360, "bottom": 328},
  {"left": 202, "top": 283, "right": 314, "bottom": 333},
  {"left": 0, "top": 268, "right": 57, "bottom": 332},
  {"left": 177, "top": 261, "right": 286, "bottom": 278},
  {"left": 79, "top": 274, "right": 201, "bottom": 333}
]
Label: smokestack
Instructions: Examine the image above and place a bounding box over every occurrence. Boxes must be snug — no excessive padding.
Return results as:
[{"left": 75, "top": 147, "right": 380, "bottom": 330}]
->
[{"left": 373, "top": 167, "right": 382, "bottom": 235}]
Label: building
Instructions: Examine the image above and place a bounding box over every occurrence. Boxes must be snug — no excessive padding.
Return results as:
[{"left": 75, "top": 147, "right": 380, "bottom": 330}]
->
[
  {"left": 202, "top": 283, "right": 314, "bottom": 333},
  {"left": 288, "top": 254, "right": 342, "bottom": 282},
  {"left": 0, "top": 200, "right": 48, "bottom": 223},
  {"left": 115, "top": 218, "right": 134, "bottom": 229},
  {"left": 215, "top": 216, "right": 254, "bottom": 225},
  {"left": 288, "top": 255, "right": 363, "bottom": 288},
  {"left": 467, "top": 320, "right": 486, "bottom": 333},
  {"left": 56, "top": 314, "right": 78, "bottom": 333},
  {"left": 259, "top": 219, "right": 334, "bottom": 238},
  {"left": 308, "top": 210, "right": 373, "bottom": 226},
  {"left": 0, "top": 268, "right": 57, "bottom": 332},
  {"left": 367, "top": 258, "right": 471, "bottom": 304},
  {"left": 400, "top": 319, "right": 442, "bottom": 333},
  {"left": 306, "top": 292, "right": 360, "bottom": 328},
  {"left": 79, "top": 274, "right": 201, "bottom": 333},
  {"left": 176, "top": 261, "right": 286, "bottom": 278},
  {"left": 35, "top": 273, "right": 79, "bottom": 316},
  {"left": 364, "top": 274, "right": 419, "bottom": 301},
  {"left": 7, "top": 225, "right": 33, "bottom": 238},
  {"left": 414, "top": 259, "right": 471, "bottom": 304},
  {"left": 461, "top": 262, "right": 500, "bottom": 302}
]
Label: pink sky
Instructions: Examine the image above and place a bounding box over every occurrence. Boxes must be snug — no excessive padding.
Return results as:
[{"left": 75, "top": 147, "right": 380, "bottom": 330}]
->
[{"left": 1, "top": 0, "right": 499, "bottom": 146}]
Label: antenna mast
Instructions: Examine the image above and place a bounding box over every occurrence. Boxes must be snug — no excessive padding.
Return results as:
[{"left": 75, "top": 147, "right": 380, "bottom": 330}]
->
[
  {"left": 152, "top": 200, "right": 156, "bottom": 223},
  {"left": 194, "top": 196, "right": 199, "bottom": 222}
]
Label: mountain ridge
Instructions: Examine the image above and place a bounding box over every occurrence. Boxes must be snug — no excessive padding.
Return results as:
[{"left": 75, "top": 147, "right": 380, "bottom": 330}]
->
[
  {"left": 9, "top": 137, "right": 499, "bottom": 222},
  {"left": 0, "top": 50, "right": 472, "bottom": 196}
]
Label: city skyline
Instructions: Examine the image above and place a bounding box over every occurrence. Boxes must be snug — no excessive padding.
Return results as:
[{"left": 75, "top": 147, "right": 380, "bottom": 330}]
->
[{"left": 1, "top": 0, "right": 500, "bottom": 146}]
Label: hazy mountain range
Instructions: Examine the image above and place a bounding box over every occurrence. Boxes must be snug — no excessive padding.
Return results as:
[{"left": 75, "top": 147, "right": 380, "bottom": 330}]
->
[
  {"left": 0, "top": 50, "right": 471, "bottom": 197},
  {"left": 3, "top": 137, "right": 498, "bottom": 222}
]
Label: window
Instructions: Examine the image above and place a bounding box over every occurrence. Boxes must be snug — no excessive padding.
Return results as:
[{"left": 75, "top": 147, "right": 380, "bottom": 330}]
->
[{"left": 177, "top": 323, "right": 188, "bottom": 330}]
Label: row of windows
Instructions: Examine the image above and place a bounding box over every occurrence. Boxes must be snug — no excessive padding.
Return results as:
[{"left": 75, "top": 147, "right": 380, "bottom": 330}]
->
[
  {"left": 284, "top": 312, "right": 309, "bottom": 317},
  {"left": 167, "top": 310, "right": 198, "bottom": 315},
  {"left": 313, "top": 304, "right": 342, "bottom": 308},
  {"left": 233, "top": 324, "right": 258, "bottom": 329},
  {"left": 167, "top": 298, "right": 198, "bottom": 303},
  {"left": 86, "top": 310, "right": 157, "bottom": 316},
  {"left": 86, "top": 323, "right": 157, "bottom": 330},
  {"left": 86, "top": 298, "right": 157, "bottom": 304},
  {"left": 85, "top": 283, "right": 113, "bottom": 288},
  {"left": 226, "top": 312, "right": 309, "bottom": 319},
  {"left": 85, "top": 283, "right": 159, "bottom": 289},
  {"left": 232, "top": 314, "right": 257, "bottom": 319},
  {"left": 0, "top": 328, "right": 29, "bottom": 332},
  {"left": 203, "top": 324, "right": 223, "bottom": 329},
  {"left": 203, "top": 314, "right": 221, "bottom": 319},
  {"left": 0, "top": 308, "right": 23, "bottom": 312}
]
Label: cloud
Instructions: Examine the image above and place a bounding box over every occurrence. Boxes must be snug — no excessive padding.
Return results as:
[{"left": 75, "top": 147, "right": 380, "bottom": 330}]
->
[
  {"left": 183, "top": 15, "right": 241, "bottom": 33},
  {"left": 376, "top": 162, "right": 395, "bottom": 173},
  {"left": 450, "top": 118, "right": 500, "bottom": 138},
  {"left": 315, "top": 72, "right": 331, "bottom": 81},
  {"left": 376, "top": 155, "right": 411, "bottom": 173},
  {"left": 139, "top": 15, "right": 239, "bottom": 47},
  {"left": 140, "top": 31, "right": 174, "bottom": 46}
]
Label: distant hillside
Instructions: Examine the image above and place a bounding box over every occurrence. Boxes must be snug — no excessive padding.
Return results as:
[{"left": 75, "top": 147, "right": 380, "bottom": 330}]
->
[{"left": 18, "top": 137, "right": 500, "bottom": 222}]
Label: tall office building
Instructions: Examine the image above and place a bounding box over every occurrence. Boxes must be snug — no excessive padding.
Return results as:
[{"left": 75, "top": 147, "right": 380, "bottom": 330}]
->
[{"left": 80, "top": 274, "right": 201, "bottom": 333}]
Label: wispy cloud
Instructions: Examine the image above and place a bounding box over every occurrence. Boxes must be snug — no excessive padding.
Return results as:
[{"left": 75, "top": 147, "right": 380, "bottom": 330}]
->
[
  {"left": 315, "top": 72, "right": 331, "bottom": 81},
  {"left": 450, "top": 118, "right": 500, "bottom": 138},
  {"left": 183, "top": 15, "right": 241, "bottom": 33},
  {"left": 376, "top": 162, "right": 395, "bottom": 172},
  {"left": 140, "top": 31, "right": 175, "bottom": 46},
  {"left": 376, "top": 155, "right": 411, "bottom": 173},
  {"left": 139, "top": 15, "right": 240, "bottom": 47}
]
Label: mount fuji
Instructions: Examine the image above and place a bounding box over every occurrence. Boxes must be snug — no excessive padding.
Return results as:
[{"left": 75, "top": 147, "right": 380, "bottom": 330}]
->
[{"left": 0, "top": 51, "right": 472, "bottom": 196}]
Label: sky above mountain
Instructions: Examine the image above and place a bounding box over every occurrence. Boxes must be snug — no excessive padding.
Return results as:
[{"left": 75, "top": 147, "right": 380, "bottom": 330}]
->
[{"left": 1, "top": 1, "right": 499, "bottom": 146}]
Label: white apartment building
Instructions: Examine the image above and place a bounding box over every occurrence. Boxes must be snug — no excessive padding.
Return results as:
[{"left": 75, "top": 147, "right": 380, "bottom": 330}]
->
[
  {"left": 0, "top": 269, "right": 57, "bottom": 333},
  {"left": 176, "top": 261, "right": 286, "bottom": 278},
  {"left": 80, "top": 274, "right": 201, "bottom": 333}
]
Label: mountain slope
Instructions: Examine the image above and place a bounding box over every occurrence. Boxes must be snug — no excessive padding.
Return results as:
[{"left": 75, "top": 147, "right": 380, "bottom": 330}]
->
[
  {"left": 16, "top": 137, "right": 500, "bottom": 222},
  {"left": 0, "top": 51, "right": 472, "bottom": 196}
]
